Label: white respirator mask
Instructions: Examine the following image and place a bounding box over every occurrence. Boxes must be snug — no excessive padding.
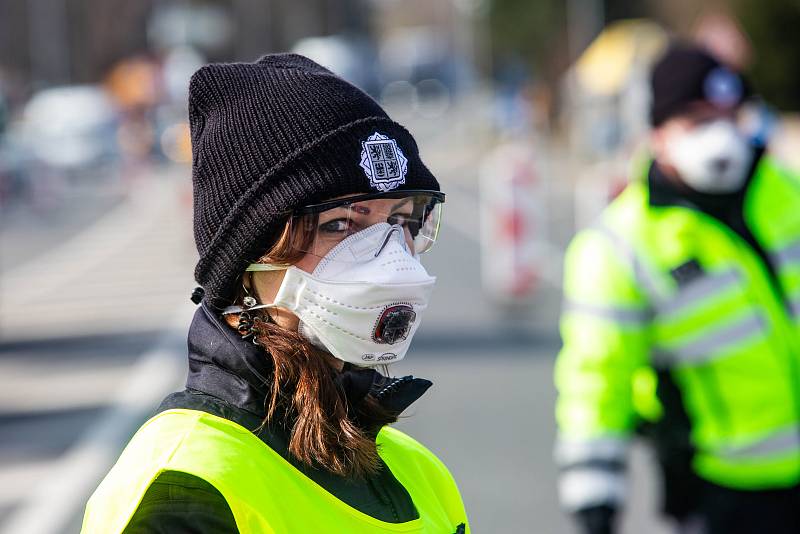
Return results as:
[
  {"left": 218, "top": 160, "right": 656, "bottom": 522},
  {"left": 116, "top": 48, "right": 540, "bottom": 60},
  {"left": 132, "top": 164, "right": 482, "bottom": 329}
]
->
[
  {"left": 665, "top": 119, "right": 753, "bottom": 194},
  {"left": 241, "top": 223, "right": 436, "bottom": 367}
]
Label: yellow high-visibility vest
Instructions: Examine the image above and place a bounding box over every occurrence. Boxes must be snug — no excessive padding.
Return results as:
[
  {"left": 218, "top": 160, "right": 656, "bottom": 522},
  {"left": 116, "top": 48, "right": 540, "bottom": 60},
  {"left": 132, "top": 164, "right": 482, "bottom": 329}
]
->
[{"left": 82, "top": 409, "right": 469, "bottom": 533}]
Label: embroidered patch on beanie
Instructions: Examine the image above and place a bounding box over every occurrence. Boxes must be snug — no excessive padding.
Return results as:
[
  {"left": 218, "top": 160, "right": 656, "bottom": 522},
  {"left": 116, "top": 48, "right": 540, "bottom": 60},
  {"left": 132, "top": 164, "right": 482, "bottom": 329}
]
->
[{"left": 359, "top": 132, "right": 408, "bottom": 192}]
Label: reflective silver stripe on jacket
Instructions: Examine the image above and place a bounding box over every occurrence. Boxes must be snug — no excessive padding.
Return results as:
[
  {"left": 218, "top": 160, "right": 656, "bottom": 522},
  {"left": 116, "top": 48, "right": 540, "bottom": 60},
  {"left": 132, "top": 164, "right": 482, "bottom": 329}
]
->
[
  {"left": 562, "top": 299, "right": 652, "bottom": 327},
  {"left": 556, "top": 436, "right": 630, "bottom": 510},
  {"left": 656, "top": 313, "right": 765, "bottom": 366},
  {"left": 656, "top": 269, "right": 741, "bottom": 319},
  {"left": 558, "top": 468, "right": 627, "bottom": 512},
  {"left": 772, "top": 241, "right": 800, "bottom": 269},
  {"left": 555, "top": 436, "right": 630, "bottom": 468},
  {"left": 592, "top": 222, "right": 665, "bottom": 303},
  {"left": 715, "top": 426, "right": 800, "bottom": 460},
  {"left": 788, "top": 297, "right": 800, "bottom": 319},
  {"left": 771, "top": 241, "right": 800, "bottom": 318}
]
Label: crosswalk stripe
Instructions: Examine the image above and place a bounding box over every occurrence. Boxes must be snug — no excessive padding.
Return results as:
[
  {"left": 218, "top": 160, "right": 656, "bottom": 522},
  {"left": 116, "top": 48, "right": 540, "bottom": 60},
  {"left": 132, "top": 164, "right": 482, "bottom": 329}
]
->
[
  {"left": 0, "top": 172, "right": 197, "bottom": 342},
  {"left": 0, "top": 362, "right": 133, "bottom": 415}
]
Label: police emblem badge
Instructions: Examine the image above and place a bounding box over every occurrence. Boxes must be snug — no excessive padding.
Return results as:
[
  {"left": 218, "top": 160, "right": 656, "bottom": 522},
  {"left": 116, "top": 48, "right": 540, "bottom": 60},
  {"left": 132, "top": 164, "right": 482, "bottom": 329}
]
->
[{"left": 360, "top": 132, "right": 408, "bottom": 192}]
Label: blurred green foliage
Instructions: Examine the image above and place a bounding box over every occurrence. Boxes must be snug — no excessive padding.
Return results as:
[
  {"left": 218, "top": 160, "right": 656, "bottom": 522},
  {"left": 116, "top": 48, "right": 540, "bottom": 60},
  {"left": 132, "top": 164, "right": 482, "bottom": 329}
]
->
[
  {"left": 488, "top": 0, "right": 650, "bottom": 85},
  {"left": 489, "top": 0, "right": 800, "bottom": 111},
  {"left": 733, "top": 0, "right": 800, "bottom": 111},
  {"left": 488, "top": 0, "right": 567, "bottom": 83}
]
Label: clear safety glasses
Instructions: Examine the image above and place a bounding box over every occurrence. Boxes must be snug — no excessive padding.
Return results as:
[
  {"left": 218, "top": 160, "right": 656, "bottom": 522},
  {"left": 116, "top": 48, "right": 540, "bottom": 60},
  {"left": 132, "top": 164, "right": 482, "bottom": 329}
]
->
[{"left": 282, "top": 190, "right": 444, "bottom": 262}]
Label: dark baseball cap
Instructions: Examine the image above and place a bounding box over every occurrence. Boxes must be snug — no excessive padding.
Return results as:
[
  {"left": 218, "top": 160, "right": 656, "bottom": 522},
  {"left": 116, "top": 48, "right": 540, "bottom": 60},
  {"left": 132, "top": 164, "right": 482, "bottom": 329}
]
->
[{"left": 650, "top": 44, "right": 750, "bottom": 126}]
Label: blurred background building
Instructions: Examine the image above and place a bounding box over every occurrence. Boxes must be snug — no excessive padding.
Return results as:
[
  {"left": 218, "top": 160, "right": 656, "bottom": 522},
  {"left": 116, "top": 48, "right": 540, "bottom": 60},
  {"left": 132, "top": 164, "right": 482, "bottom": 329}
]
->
[{"left": 1, "top": 0, "right": 800, "bottom": 533}]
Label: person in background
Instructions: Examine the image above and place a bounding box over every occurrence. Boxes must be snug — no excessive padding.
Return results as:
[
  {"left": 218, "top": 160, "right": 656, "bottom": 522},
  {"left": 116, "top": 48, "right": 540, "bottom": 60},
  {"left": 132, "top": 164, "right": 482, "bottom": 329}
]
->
[
  {"left": 555, "top": 44, "right": 800, "bottom": 534},
  {"left": 81, "top": 54, "right": 468, "bottom": 534}
]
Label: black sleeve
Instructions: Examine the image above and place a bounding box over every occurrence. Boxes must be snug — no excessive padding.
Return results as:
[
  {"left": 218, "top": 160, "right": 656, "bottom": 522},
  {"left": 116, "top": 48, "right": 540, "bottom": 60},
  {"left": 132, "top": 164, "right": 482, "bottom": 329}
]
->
[
  {"left": 123, "top": 471, "right": 238, "bottom": 534},
  {"left": 574, "top": 505, "right": 616, "bottom": 534}
]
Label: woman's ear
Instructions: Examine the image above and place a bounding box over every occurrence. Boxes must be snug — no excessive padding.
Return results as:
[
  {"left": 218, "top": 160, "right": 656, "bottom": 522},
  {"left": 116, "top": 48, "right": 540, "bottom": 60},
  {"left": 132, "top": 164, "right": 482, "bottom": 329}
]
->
[
  {"left": 250, "top": 268, "right": 300, "bottom": 331},
  {"left": 250, "top": 269, "right": 286, "bottom": 304}
]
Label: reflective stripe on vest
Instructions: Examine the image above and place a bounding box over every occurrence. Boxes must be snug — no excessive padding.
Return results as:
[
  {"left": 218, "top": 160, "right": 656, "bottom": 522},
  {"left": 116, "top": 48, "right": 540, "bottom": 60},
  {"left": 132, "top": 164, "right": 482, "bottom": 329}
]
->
[
  {"left": 554, "top": 435, "right": 629, "bottom": 468},
  {"left": 81, "top": 409, "right": 469, "bottom": 534},
  {"left": 773, "top": 241, "right": 800, "bottom": 267},
  {"left": 558, "top": 467, "right": 626, "bottom": 512},
  {"left": 772, "top": 240, "right": 800, "bottom": 319},
  {"left": 562, "top": 299, "right": 651, "bottom": 327},
  {"left": 655, "top": 269, "right": 741, "bottom": 319},
  {"left": 554, "top": 435, "right": 630, "bottom": 511},
  {"left": 655, "top": 312, "right": 765, "bottom": 366},
  {"left": 715, "top": 426, "right": 800, "bottom": 461},
  {"left": 593, "top": 222, "right": 665, "bottom": 301}
]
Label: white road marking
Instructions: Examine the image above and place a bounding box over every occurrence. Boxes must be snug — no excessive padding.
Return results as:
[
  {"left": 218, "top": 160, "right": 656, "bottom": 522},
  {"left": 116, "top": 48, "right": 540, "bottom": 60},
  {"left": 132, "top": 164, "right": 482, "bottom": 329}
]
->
[
  {"left": 0, "top": 169, "right": 197, "bottom": 341},
  {"left": 0, "top": 361, "right": 132, "bottom": 415},
  {"left": 1, "top": 180, "right": 174, "bottom": 300},
  {"left": 0, "top": 458, "right": 62, "bottom": 509},
  {"left": 0, "top": 306, "right": 192, "bottom": 534}
]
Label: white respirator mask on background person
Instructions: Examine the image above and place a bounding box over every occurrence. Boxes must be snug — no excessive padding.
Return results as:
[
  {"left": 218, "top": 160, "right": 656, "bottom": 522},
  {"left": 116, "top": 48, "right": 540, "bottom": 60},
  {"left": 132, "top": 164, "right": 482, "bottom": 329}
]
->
[
  {"left": 244, "top": 222, "right": 436, "bottom": 367},
  {"left": 665, "top": 119, "right": 754, "bottom": 194}
]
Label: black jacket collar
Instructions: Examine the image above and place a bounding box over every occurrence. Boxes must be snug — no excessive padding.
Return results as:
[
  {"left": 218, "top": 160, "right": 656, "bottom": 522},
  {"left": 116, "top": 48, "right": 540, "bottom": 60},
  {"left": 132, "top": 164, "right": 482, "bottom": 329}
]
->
[{"left": 185, "top": 303, "right": 431, "bottom": 420}]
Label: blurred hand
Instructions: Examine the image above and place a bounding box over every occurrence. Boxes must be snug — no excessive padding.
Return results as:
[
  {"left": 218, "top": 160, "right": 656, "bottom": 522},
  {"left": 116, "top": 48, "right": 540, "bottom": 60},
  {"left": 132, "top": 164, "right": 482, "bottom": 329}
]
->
[{"left": 574, "top": 505, "right": 616, "bottom": 534}]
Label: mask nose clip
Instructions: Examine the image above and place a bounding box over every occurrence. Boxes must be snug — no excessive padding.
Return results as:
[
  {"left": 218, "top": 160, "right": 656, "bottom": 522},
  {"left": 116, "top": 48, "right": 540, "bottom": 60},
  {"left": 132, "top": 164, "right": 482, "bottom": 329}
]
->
[{"left": 375, "top": 225, "right": 404, "bottom": 258}]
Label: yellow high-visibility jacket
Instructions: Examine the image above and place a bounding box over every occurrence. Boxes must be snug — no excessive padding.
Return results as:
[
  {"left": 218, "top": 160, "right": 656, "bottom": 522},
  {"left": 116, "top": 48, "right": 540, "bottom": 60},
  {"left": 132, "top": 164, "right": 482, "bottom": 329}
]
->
[{"left": 556, "top": 156, "right": 800, "bottom": 511}]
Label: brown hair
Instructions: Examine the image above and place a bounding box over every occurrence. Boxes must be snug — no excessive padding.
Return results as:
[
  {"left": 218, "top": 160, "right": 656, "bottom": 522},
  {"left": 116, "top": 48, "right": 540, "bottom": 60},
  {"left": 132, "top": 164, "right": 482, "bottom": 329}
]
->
[{"left": 225, "top": 220, "right": 396, "bottom": 478}]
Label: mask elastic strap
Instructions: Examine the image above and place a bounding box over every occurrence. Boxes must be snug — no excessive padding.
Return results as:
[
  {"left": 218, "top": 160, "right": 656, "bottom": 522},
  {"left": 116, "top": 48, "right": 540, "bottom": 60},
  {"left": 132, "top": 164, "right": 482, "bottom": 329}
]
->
[
  {"left": 222, "top": 263, "right": 288, "bottom": 315},
  {"left": 228, "top": 263, "right": 289, "bottom": 315},
  {"left": 246, "top": 263, "right": 288, "bottom": 272},
  {"left": 221, "top": 303, "right": 276, "bottom": 315}
]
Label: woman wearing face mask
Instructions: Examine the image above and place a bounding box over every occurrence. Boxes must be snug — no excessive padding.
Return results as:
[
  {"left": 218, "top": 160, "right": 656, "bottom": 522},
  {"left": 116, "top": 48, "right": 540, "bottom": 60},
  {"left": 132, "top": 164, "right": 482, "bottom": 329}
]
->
[{"left": 81, "top": 54, "right": 468, "bottom": 534}]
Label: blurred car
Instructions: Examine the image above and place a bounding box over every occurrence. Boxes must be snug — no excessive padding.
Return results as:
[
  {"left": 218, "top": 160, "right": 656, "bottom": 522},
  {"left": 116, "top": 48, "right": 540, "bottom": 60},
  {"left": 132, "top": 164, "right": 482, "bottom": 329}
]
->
[
  {"left": 292, "top": 35, "right": 381, "bottom": 97},
  {"left": 379, "top": 26, "right": 470, "bottom": 93},
  {"left": 12, "top": 85, "right": 120, "bottom": 173},
  {"left": 377, "top": 26, "right": 474, "bottom": 118},
  {"left": 0, "top": 134, "right": 32, "bottom": 208},
  {"left": 0, "top": 85, "right": 121, "bottom": 212},
  {"left": 0, "top": 88, "right": 7, "bottom": 137}
]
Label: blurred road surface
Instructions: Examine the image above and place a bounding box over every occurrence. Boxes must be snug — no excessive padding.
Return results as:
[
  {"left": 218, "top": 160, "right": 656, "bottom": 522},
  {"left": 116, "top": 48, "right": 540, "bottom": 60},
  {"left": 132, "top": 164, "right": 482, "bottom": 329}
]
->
[
  {"left": 0, "top": 167, "right": 196, "bottom": 340},
  {"left": 0, "top": 95, "right": 673, "bottom": 533},
  {"left": 0, "top": 333, "right": 184, "bottom": 532},
  {"left": 395, "top": 344, "right": 672, "bottom": 533}
]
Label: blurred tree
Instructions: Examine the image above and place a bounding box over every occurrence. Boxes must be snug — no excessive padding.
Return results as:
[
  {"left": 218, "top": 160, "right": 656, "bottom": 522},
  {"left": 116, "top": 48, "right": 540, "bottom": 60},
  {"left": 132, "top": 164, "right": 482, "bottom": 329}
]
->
[
  {"left": 0, "top": 0, "right": 364, "bottom": 95},
  {"left": 488, "top": 0, "right": 567, "bottom": 86},
  {"left": 731, "top": 0, "right": 800, "bottom": 111},
  {"left": 605, "top": 0, "right": 650, "bottom": 23},
  {"left": 488, "top": 0, "right": 651, "bottom": 89}
]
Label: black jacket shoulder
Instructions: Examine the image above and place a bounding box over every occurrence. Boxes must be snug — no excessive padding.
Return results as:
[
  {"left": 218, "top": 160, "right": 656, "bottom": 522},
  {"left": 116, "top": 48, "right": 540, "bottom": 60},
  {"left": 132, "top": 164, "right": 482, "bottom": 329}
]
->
[
  {"left": 123, "top": 471, "right": 237, "bottom": 534},
  {"left": 123, "top": 391, "right": 246, "bottom": 533}
]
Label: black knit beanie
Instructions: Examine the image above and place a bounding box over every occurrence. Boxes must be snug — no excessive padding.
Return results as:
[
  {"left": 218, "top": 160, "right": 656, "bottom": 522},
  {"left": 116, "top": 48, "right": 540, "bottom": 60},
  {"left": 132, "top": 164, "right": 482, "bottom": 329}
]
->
[
  {"left": 650, "top": 44, "right": 750, "bottom": 126},
  {"left": 189, "top": 54, "right": 439, "bottom": 307}
]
